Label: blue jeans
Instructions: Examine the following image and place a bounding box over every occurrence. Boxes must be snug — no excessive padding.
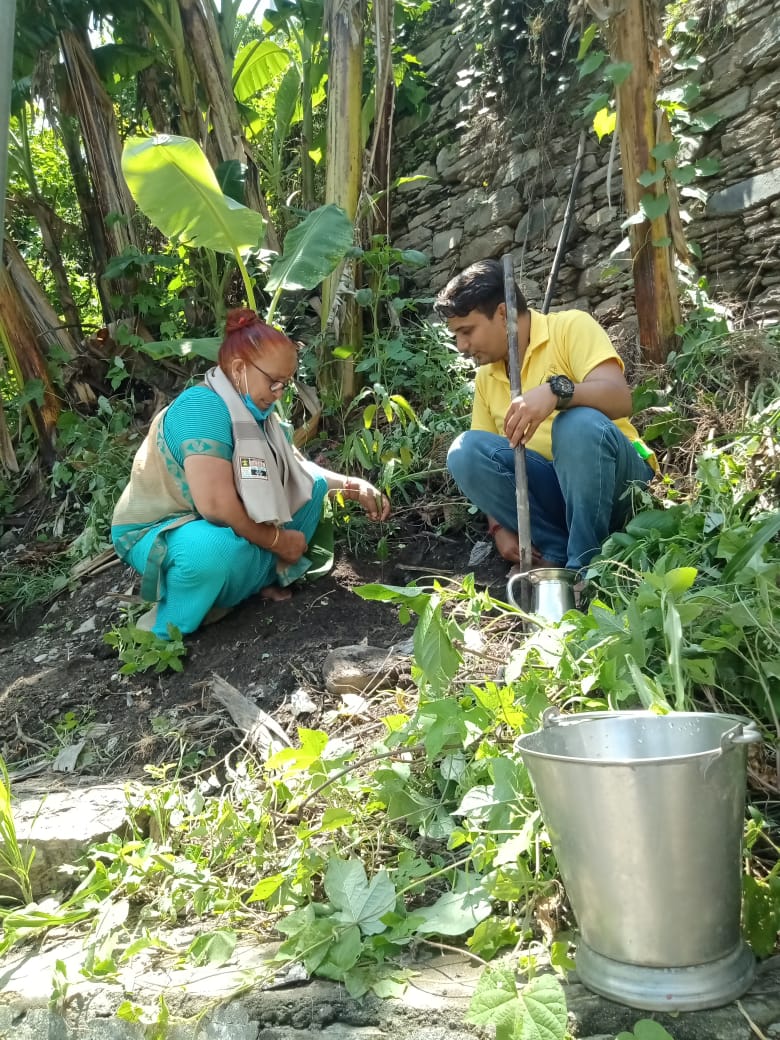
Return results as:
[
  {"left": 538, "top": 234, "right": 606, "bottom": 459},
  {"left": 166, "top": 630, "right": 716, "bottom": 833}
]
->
[{"left": 447, "top": 408, "right": 653, "bottom": 570}]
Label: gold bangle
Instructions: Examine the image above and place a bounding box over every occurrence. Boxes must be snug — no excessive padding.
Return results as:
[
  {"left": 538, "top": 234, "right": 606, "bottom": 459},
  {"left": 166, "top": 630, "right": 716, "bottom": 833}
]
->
[{"left": 269, "top": 527, "right": 280, "bottom": 549}]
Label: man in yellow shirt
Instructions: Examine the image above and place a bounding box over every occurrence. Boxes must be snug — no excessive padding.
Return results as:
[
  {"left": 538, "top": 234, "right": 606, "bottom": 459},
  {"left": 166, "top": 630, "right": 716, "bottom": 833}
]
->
[{"left": 434, "top": 259, "right": 656, "bottom": 572}]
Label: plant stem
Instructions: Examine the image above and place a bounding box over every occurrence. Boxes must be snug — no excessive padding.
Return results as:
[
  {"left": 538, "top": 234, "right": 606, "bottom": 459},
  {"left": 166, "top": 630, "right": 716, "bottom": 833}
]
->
[{"left": 233, "top": 249, "right": 256, "bottom": 311}]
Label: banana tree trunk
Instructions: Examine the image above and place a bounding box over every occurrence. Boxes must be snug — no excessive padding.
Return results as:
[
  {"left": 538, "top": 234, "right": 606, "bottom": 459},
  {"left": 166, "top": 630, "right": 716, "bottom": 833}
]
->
[
  {"left": 300, "top": 44, "right": 316, "bottom": 208},
  {"left": 0, "top": 393, "right": 18, "bottom": 474},
  {"left": 597, "top": 0, "right": 681, "bottom": 363},
  {"left": 3, "top": 237, "right": 95, "bottom": 406},
  {"left": 178, "top": 0, "right": 279, "bottom": 251},
  {"left": 59, "top": 28, "right": 139, "bottom": 318},
  {"left": 367, "top": 0, "right": 394, "bottom": 237},
  {"left": 23, "top": 197, "right": 82, "bottom": 337},
  {"left": 321, "top": 0, "right": 366, "bottom": 402},
  {"left": 0, "top": 240, "right": 59, "bottom": 466},
  {"left": 40, "top": 48, "right": 116, "bottom": 322}
]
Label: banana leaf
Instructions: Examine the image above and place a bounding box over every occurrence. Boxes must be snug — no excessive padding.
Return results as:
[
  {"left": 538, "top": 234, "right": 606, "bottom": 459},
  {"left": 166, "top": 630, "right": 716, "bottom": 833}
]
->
[
  {"left": 266, "top": 203, "right": 352, "bottom": 293},
  {"left": 233, "top": 40, "right": 291, "bottom": 102},
  {"left": 122, "top": 135, "right": 265, "bottom": 255},
  {"left": 137, "top": 337, "right": 221, "bottom": 362},
  {"left": 216, "top": 159, "right": 247, "bottom": 204}
]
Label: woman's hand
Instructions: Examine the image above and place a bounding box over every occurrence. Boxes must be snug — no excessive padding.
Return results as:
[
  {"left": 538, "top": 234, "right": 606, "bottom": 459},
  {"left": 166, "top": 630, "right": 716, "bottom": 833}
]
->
[
  {"left": 345, "top": 479, "right": 391, "bottom": 521},
  {"left": 272, "top": 527, "right": 308, "bottom": 564}
]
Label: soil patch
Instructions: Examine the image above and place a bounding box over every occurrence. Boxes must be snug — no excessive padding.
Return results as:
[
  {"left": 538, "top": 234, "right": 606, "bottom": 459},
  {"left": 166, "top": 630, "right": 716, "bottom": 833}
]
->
[{"left": 0, "top": 522, "right": 506, "bottom": 779}]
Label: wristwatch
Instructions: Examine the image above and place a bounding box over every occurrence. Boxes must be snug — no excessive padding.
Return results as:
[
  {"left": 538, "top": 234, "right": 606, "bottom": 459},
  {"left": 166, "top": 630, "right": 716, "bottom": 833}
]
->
[{"left": 547, "top": 374, "right": 575, "bottom": 410}]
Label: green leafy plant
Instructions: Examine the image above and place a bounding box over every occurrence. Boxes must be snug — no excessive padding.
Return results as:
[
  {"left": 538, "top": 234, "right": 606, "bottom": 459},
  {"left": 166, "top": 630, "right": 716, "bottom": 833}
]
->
[
  {"left": 0, "top": 754, "right": 35, "bottom": 905},
  {"left": 466, "top": 967, "right": 569, "bottom": 1040},
  {"left": 103, "top": 622, "right": 187, "bottom": 675},
  {"left": 51, "top": 399, "right": 140, "bottom": 557},
  {"left": 122, "top": 134, "right": 265, "bottom": 309},
  {"left": 122, "top": 135, "right": 354, "bottom": 326},
  {"left": 617, "top": 1022, "right": 677, "bottom": 1040}
]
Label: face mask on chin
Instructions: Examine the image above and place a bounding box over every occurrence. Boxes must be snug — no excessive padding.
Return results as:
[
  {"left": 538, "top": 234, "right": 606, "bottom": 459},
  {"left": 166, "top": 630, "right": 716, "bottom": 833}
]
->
[
  {"left": 236, "top": 367, "right": 275, "bottom": 422},
  {"left": 242, "top": 395, "right": 276, "bottom": 422}
]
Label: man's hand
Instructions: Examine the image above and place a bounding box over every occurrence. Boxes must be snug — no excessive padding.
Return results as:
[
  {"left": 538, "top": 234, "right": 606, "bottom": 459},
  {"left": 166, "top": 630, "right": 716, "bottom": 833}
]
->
[
  {"left": 274, "top": 528, "right": 308, "bottom": 564},
  {"left": 504, "top": 384, "right": 557, "bottom": 448}
]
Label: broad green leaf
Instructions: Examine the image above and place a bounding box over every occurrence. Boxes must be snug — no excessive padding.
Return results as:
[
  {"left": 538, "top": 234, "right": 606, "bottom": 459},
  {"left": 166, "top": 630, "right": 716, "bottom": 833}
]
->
[
  {"left": 584, "top": 91, "right": 610, "bottom": 118},
  {"left": 122, "top": 135, "right": 264, "bottom": 253},
  {"left": 517, "top": 974, "right": 568, "bottom": 1040},
  {"left": 371, "top": 976, "right": 408, "bottom": 999},
  {"left": 319, "top": 923, "right": 362, "bottom": 974},
  {"left": 721, "top": 512, "right": 780, "bottom": 582},
  {"left": 672, "top": 163, "right": 697, "bottom": 185},
  {"left": 633, "top": 1021, "right": 677, "bottom": 1040},
  {"left": 323, "top": 858, "right": 396, "bottom": 935},
  {"left": 466, "top": 966, "right": 520, "bottom": 1037},
  {"left": 414, "top": 597, "right": 462, "bottom": 696},
  {"left": 640, "top": 192, "right": 670, "bottom": 221},
  {"left": 355, "top": 582, "right": 431, "bottom": 616},
  {"left": 248, "top": 874, "right": 285, "bottom": 903},
  {"left": 138, "top": 337, "right": 220, "bottom": 362},
  {"left": 275, "top": 65, "right": 302, "bottom": 136},
  {"left": 468, "top": 917, "right": 519, "bottom": 959},
  {"left": 662, "top": 566, "right": 697, "bottom": 595},
  {"left": 187, "top": 929, "right": 237, "bottom": 967},
  {"left": 320, "top": 807, "right": 355, "bottom": 830},
  {"left": 651, "top": 140, "right": 679, "bottom": 162},
  {"left": 626, "top": 508, "right": 683, "bottom": 539},
  {"left": 576, "top": 23, "right": 599, "bottom": 61},
  {"left": 637, "top": 167, "right": 666, "bottom": 187},
  {"left": 216, "top": 159, "right": 247, "bottom": 204},
  {"left": 232, "top": 40, "right": 291, "bottom": 101},
  {"left": 604, "top": 61, "right": 633, "bottom": 85},
  {"left": 579, "top": 51, "right": 606, "bottom": 78},
  {"left": 415, "top": 884, "right": 492, "bottom": 936},
  {"left": 593, "top": 106, "right": 616, "bottom": 141},
  {"left": 92, "top": 43, "right": 155, "bottom": 88},
  {"left": 662, "top": 594, "right": 685, "bottom": 710},
  {"left": 265, "top": 204, "right": 353, "bottom": 293}
]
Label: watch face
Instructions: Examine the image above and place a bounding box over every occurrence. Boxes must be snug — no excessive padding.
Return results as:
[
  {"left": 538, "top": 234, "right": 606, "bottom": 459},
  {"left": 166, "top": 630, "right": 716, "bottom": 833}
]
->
[{"left": 550, "top": 375, "right": 574, "bottom": 399}]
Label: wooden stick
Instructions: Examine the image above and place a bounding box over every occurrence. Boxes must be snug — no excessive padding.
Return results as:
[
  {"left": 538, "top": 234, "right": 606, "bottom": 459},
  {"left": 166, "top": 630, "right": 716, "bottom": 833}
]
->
[
  {"left": 211, "top": 674, "right": 291, "bottom": 760},
  {"left": 543, "top": 129, "right": 586, "bottom": 314},
  {"left": 502, "top": 254, "right": 533, "bottom": 611}
]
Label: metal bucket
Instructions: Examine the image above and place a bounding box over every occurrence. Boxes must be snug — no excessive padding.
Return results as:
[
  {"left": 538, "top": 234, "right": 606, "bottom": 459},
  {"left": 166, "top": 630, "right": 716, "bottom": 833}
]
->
[
  {"left": 515, "top": 709, "right": 761, "bottom": 1010},
  {"left": 507, "top": 567, "right": 577, "bottom": 622}
]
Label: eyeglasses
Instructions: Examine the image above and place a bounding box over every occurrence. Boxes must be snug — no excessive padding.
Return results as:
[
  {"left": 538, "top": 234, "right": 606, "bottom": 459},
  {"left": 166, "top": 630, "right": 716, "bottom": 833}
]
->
[{"left": 248, "top": 359, "right": 296, "bottom": 393}]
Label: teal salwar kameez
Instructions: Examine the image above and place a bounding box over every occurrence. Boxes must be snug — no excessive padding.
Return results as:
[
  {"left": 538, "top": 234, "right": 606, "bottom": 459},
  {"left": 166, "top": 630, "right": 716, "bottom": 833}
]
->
[{"left": 112, "top": 386, "right": 328, "bottom": 640}]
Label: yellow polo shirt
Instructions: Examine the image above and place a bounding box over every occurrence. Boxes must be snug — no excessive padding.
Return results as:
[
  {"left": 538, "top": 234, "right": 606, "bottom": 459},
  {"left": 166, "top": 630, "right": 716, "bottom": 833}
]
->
[{"left": 472, "top": 308, "right": 657, "bottom": 469}]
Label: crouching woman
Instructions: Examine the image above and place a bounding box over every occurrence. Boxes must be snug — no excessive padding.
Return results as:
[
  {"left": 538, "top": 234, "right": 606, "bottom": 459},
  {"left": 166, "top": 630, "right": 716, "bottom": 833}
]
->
[{"left": 111, "top": 308, "right": 389, "bottom": 639}]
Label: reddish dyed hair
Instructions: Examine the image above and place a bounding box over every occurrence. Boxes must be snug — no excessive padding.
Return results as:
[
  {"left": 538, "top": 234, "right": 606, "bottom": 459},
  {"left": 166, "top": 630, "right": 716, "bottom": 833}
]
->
[{"left": 218, "top": 308, "right": 297, "bottom": 373}]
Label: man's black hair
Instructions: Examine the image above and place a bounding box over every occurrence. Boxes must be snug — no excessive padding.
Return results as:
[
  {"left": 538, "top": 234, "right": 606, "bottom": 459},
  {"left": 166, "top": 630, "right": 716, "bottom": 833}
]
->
[{"left": 433, "top": 258, "right": 528, "bottom": 319}]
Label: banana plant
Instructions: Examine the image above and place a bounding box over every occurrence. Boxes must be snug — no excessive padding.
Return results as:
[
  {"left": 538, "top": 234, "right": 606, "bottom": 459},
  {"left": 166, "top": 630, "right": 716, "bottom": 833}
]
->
[{"left": 122, "top": 133, "right": 353, "bottom": 349}]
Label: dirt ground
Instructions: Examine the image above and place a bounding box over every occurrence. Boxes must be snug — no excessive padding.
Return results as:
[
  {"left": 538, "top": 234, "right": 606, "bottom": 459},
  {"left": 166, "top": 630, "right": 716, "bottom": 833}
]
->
[{"left": 0, "top": 521, "right": 507, "bottom": 780}]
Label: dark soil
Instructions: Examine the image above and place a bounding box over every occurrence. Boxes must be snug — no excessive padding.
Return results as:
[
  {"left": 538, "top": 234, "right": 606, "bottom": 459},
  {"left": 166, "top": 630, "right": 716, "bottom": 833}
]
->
[{"left": 0, "top": 522, "right": 507, "bottom": 780}]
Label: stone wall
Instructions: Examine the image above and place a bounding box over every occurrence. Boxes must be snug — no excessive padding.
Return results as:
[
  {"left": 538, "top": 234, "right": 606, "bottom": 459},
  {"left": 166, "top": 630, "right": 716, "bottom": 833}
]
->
[{"left": 391, "top": 0, "right": 780, "bottom": 344}]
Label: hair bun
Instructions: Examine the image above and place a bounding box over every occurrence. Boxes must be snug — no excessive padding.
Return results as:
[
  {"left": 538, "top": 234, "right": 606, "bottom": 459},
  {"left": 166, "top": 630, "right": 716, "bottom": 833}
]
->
[{"left": 225, "top": 308, "right": 262, "bottom": 334}]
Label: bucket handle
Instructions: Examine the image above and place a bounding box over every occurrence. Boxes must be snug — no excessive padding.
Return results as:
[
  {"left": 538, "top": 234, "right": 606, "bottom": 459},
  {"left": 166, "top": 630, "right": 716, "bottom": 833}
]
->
[
  {"left": 719, "top": 722, "right": 762, "bottom": 753},
  {"left": 542, "top": 711, "right": 764, "bottom": 751},
  {"left": 542, "top": 707, "right": 563, "bottom": 727}
]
